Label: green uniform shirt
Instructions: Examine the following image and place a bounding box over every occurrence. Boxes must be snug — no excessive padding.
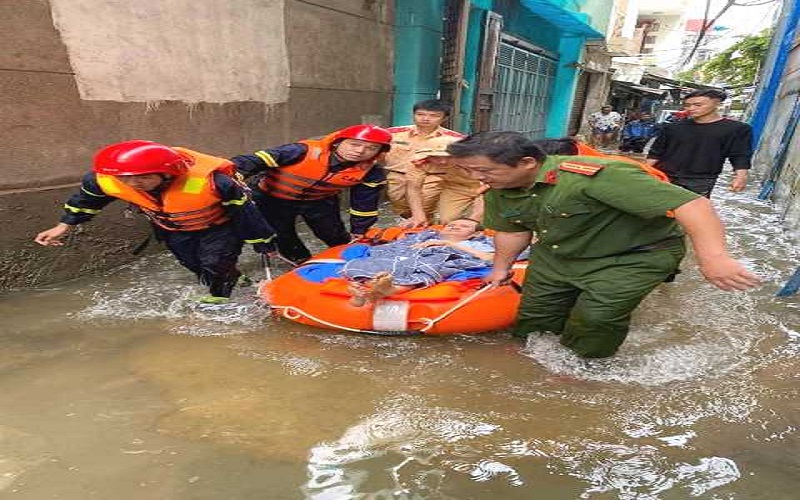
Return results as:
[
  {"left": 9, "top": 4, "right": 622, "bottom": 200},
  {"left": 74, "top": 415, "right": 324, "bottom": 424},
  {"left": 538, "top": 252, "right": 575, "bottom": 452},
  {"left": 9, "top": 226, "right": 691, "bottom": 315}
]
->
[{"left": 483, "top": 155, "right": 700, "bottom": 259}]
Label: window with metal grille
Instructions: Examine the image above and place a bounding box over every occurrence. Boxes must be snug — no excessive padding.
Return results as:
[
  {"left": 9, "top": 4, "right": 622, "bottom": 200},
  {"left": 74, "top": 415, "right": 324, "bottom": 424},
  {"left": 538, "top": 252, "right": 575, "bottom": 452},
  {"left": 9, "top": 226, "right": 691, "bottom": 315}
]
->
[{"left": 489, "top": 41, "right": 557, "bottom": 139}]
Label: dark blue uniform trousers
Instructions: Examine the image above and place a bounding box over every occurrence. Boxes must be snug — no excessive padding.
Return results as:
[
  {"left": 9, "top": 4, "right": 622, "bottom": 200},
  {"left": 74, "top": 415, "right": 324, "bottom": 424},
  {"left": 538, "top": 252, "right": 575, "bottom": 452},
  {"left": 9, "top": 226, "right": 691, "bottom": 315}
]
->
[
  {"left": 252, "top": 193, "right": 351, "bottom": 263},
  {"left": 157, "top": 224, "right": 243, "bottom": 298}
]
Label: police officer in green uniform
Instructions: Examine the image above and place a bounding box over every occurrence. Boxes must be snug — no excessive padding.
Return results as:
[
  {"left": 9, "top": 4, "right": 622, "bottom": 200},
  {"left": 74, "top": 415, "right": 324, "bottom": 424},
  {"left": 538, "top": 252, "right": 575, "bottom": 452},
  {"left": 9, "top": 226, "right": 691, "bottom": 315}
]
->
[{"left": 447, "top": 132, "right": 760, "bottom": 358}]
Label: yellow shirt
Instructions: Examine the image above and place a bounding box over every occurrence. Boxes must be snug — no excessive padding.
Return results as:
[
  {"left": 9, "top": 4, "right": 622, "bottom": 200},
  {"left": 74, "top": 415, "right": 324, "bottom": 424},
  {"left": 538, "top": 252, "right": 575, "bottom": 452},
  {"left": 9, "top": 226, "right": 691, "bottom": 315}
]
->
[{"left": 384, "top": 125, "right": 464, "bottom": 174}]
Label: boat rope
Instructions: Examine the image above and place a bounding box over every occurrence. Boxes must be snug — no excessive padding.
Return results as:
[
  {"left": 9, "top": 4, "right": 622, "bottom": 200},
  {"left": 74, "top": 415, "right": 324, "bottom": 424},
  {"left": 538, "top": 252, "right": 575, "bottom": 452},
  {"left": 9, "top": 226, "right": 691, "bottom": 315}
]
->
[
  {"left": 414, "top": 284, "right": 495, "bottom": 331},
  {"left": 269, "top": 305, "right": 422, "bottom": 336},
  {"left": 268, "top": 284, "right": 495, "bottom": 335}
]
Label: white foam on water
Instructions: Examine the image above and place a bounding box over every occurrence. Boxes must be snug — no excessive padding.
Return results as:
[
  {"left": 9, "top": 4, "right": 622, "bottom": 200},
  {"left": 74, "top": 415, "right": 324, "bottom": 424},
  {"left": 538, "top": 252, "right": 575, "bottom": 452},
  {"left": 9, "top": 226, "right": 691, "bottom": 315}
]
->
[
  {"left": 303, "top": 394, "right": 507, "bottom": 498},
  {"left": 74, "top": 254, "right": 274, "bottom": 336},
  {"left": 300, "top": 395, "right": 748, "bottom": 499},
  {"left": 492, "top": 437, "right": 742, "bottom": 499},
  {"left": 520, "top": 327, "right": 752, "bottom": 387},
  {"left": 518, "top": 258, "right": 788, "bottom": 386}
]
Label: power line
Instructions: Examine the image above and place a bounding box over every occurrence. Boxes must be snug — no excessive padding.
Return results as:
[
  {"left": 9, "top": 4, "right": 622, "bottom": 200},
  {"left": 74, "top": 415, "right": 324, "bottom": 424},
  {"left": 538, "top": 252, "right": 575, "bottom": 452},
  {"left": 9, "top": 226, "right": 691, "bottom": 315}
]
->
[
  {"left": 671, "top": 0, "right": 777, "bottom": 69},
  {"left": 734, "top": 0, "right": 777, "bottom": 5},
  {"left": 672, "top": 0, "right": 777, "bottom": 70},
  {"left": 682, "top": 0, "right": 735, "bottom": 67}
]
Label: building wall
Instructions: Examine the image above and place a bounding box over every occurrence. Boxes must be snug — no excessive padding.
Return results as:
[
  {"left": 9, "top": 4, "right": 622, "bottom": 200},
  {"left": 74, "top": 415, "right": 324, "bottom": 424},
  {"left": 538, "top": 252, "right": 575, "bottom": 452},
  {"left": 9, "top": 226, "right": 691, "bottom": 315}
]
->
[
  {"left": 391, "top": 0, "right": 603, "bottom": 137},
  {"left": 0, "top": 0, "right": 393, "bottom": 291},
  {"left": 578, "top": 0, "right": 614, "bottom": 36},
  {"left": 752, "top": 27, "right": 800, "bottom": 239},
  {"left": 478, "top": 0, "right": 569, "bottom": 136},
  {"left": 605, "top": 0, "right": 640, "bottom": 54},
  {"left": 489, "top": 0, "right": 600, "bottom": 137},
  {"left": 575, "top": 43, "right": 614, "bottom": 138},
  {"left": 636, "top": 12, "right": 689, "bottom": 74},
  {"left": 496, "top": 1, "right": 562, "bottom": 52},
  {"left": 392, "top": 0, "right": 446, "bottom": 125}
]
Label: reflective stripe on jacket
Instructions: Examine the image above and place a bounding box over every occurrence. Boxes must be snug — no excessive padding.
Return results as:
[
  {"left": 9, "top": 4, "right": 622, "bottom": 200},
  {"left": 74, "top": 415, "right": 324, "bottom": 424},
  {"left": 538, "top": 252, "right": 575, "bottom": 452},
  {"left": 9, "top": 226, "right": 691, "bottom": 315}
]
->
[
  {"left": 257, "top": 136, "right": 374, "bottom": 200},
  {"left": 95, "top": 148, "right": 234, "bottom": 231}
]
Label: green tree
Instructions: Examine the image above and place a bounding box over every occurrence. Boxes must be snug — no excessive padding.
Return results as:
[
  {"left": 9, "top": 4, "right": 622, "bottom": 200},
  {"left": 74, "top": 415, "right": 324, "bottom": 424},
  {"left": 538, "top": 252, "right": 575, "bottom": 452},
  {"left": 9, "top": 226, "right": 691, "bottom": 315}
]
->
[{"left": 677, "top": 29, "right": 772, "bottom": 87}]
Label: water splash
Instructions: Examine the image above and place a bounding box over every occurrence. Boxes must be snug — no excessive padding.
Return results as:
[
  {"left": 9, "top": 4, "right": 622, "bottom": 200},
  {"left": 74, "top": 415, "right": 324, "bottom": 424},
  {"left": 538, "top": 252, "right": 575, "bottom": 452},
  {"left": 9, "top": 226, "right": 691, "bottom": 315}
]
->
[
  {"left": 515, "top": 182, "right": 797, "bottom": 387},
  {"left": 304, "top": 395, "right": 505, "bottom": 498},
  {"left": 73, "top": 254, "right": 273, "bottom": 336}
]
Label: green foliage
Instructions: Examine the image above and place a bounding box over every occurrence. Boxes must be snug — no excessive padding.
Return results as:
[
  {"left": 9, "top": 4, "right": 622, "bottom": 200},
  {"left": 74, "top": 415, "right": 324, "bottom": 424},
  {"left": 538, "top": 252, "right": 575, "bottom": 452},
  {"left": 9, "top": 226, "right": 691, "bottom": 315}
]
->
[{"left": 677, "top": 29, "right": 773, "bottom": 87}]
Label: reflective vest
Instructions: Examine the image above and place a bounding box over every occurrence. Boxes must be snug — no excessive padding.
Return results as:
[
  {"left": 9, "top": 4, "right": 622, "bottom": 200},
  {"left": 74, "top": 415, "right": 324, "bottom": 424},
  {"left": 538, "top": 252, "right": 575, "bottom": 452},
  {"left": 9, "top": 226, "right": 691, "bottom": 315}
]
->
[
  {"left": 575, "top": 142, "right": 670, "bottom": 182},
  {"left": 95, "top": 147, "right": 234, "bottom": 231},
  {"left": 258, "top": 136, "right": 375, "bottom": 200}
]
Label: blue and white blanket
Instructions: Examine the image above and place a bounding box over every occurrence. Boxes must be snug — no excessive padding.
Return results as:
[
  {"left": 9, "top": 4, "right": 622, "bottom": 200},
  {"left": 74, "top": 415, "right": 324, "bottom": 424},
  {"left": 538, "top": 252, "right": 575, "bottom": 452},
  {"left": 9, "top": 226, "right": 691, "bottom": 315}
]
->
[{"left": 341, "top": 230, "right": 494, "bottom": 286}]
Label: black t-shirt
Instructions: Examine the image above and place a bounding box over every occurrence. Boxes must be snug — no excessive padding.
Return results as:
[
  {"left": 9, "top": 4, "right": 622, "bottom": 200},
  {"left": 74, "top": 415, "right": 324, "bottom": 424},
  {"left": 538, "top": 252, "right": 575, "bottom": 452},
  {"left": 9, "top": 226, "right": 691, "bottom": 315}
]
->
[{"left": 648, "top": 118, "right": 753, "bottom": 178}]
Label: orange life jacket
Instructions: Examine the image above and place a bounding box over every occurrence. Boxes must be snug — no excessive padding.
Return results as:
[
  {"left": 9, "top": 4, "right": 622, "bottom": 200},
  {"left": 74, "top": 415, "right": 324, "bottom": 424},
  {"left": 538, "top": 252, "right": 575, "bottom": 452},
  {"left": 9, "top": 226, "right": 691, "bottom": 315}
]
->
[
  {"left": 95, "top": 147, "right": 234, "bottom": 231},
  {"left": 258, "top": 135, "right": 376, "bottom": 200},
  {"left": 575, "top": 142, "right": 670, "bottom": 182}
]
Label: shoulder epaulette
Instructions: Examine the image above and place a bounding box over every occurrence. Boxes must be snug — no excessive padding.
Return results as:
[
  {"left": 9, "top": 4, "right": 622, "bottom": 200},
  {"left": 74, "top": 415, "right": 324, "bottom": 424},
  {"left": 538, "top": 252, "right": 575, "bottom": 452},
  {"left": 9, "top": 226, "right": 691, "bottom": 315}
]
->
[
  {"left": 559, "top": 161, "right": 605, "bottom": 176},
  {"left": 440, "top": 128, "right": 466, "bottom": 138},
  {"left": 386, "top": 126, "right": 412, "bottom": 133}
]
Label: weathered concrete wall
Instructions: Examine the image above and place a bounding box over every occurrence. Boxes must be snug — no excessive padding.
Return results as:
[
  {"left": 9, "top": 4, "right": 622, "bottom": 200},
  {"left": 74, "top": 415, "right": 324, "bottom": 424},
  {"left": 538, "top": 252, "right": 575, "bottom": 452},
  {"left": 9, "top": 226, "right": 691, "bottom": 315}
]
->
[
  {"left": 576, "top": 42, "right": 613, "bottom": 140},
  {"left": 0, "top": 0, "right": 393, "bottom": 291},
  {"left": 752, "top": 31, "right": 800, "bottom": 241}
]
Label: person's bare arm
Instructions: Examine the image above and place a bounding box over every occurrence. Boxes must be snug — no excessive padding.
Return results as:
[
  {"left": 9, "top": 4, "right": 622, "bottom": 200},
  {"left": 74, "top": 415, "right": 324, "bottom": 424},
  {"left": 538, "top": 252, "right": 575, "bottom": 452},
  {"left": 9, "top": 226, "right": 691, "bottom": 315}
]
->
[
  {"left": 672, "top": 197, "right": 759, "bottom": 290},
  {"left": 729, "top": 169, "right": 748, "bottom": 192},
  {"left": 450, "top": 241, "right": 493, "bottom": 261},
  {"left": 484, "top": 231, "right": 532, "bottom": 286},
  {"left": 412, "top": 239, "right": 493, "bottom": 261},
  {"left": 404, "top": 167, "right": 429, "bottom": 227},
  {"left": 34, "top": 223, "right": 74, "bottom": 246}
]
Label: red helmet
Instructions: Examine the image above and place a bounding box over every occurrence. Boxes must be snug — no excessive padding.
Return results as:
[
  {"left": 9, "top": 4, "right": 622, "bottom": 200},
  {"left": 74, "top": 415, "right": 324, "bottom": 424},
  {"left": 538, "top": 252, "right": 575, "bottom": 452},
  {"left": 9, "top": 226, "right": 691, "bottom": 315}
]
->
[
  {"left": 335, "top": 125, "right": 392, "bottom": 147},
  {"left": 93, "top": 140, "right": 190, "bottom": 176}
]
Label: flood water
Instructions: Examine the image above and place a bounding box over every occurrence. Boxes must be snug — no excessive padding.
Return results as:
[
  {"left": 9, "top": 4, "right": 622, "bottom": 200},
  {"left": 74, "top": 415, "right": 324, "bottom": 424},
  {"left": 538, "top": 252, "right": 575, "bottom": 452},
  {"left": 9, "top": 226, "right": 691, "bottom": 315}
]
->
[{"left": 1, "top": 179, "right": 798, "bottom": 499}]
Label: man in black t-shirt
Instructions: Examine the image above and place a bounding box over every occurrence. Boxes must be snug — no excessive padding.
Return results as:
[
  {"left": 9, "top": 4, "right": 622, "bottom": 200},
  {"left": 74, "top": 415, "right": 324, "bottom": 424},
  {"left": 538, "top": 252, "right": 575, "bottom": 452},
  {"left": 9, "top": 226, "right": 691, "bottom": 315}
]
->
[{"left": 647, "top": 89, "right": 752, "bottom": 197}]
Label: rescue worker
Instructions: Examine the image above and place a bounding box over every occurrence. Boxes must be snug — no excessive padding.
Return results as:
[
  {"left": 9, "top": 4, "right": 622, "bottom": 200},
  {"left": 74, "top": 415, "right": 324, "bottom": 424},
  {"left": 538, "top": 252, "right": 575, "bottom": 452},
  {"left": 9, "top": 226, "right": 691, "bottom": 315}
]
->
[
  {"left": 230, "top": 125, "right": 391, "bottom": 264},
  {"left": 402, "top": 139, "right": 616, "bottom": 229},
  {"left": 404, "top": 147, "right": 484, "bottom": 227},
  {"left": 384, "top": 100, "right": 464, "bottom": 220},
  {"left": 34, "top": 140, "right": 276, "bottom": 304},
  {"left": 448, "top": 131, "right": 760, "bottom": 359}
]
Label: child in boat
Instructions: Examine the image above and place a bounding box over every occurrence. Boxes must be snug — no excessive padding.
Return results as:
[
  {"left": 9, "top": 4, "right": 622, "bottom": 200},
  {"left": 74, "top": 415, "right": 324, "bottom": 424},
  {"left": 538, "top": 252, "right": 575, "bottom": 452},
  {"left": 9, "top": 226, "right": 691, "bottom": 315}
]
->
[{"left": 343, "top": 218, "right": 494, "bottom": 306}]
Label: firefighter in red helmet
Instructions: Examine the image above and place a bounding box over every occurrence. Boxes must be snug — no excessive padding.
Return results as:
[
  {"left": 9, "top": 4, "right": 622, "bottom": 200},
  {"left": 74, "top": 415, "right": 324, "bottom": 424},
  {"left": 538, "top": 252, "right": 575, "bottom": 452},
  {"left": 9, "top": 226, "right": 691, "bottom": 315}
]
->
[
  {"left": 34, "top": 140, "right": 277, "bottom": 304},
  {"left": 231, "top": 125, "right": 392, "bottom": 264}
]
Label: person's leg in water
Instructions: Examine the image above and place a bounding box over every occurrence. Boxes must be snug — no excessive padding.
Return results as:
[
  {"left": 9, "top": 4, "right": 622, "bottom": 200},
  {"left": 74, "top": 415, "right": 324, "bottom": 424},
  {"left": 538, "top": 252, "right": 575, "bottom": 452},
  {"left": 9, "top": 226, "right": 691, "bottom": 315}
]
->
[
  {"left": 254, "top": 193, "right": 311, "bottom": 264},
  {"left": 196, "top": 225, "right": 244, "bottom": 301},
  {"left": 301, "top": 197, "right": 351, "bottom": 248},
  {"left": 159, "top": 225, "right": 243, "bottom": 304},
  {"left": 347, "top": 272, "right": 417, "bottom": 307}
]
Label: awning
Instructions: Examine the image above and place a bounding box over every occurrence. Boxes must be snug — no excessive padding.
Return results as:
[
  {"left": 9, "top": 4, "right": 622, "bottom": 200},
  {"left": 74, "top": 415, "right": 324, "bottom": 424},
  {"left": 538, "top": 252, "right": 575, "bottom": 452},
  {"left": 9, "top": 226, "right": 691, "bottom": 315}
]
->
[
  {"left": 612, "top": 81, "right": 668, "bottom": 97},
  {"left": 641, "top": 73, "right": 722, "bottom": 91},
  {"left": 520, "top": 0, "right": 605, "bottom": 39}
]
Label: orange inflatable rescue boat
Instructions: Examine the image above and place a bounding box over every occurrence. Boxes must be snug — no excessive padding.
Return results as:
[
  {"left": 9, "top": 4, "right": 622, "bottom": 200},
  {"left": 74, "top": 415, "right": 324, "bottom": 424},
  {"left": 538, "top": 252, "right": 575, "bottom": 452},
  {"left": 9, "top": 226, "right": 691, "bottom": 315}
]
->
[{"left": 261, "top": 227, "right": 527, "bottom": 336}]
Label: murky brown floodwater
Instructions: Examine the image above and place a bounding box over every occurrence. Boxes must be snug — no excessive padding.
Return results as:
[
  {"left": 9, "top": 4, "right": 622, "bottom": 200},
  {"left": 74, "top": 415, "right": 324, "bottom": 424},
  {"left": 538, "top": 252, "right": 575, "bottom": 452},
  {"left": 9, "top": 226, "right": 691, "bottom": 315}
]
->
[{"left": 1, "top": 176, "right": 798, "bottom": 499}]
